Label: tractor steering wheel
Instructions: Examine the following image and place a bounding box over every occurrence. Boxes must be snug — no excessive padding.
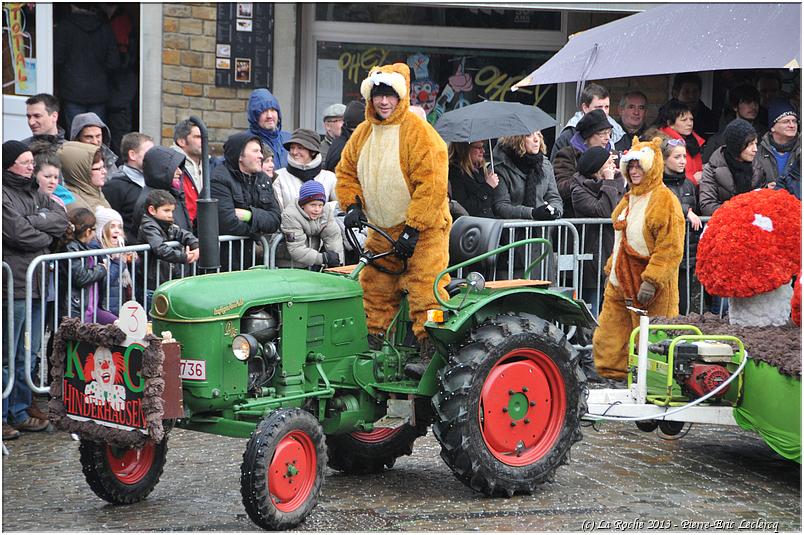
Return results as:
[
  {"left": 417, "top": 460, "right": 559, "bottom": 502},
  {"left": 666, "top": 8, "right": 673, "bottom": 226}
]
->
[{"left": 345, "top": 221, "right": 408, "bottom": 275}]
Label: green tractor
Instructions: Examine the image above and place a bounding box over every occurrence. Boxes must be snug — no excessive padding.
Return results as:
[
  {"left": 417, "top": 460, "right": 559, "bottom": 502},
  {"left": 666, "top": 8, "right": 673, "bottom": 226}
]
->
[{"left": 76, "top": 218, "right": 594, "bottom": 530}]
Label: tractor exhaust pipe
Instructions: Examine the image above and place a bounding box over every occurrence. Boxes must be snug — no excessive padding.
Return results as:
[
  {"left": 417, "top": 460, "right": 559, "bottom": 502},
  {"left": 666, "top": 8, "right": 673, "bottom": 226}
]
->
[{"left": 189, "top": 116, "right": 220, "bottom": 270}]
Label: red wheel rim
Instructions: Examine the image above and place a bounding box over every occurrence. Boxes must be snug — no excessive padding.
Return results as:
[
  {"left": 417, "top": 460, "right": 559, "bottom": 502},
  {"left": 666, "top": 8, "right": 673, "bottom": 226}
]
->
[
  {"left": 268, "top": 431, "right": 317, "bottom": 512},
  {"left": 351, "top": 426, "right": 403, "bottom": 443},
  {"left": 105, "top": 442, "right": 156, "bottom": 484},
  {"left": 478, "top": 348, "right": 566, "bottom": 466}
]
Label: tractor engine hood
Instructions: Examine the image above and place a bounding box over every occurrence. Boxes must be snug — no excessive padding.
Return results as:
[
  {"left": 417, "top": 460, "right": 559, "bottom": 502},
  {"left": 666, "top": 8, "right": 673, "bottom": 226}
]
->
[{"left": 151, "top": 267, "right": 363, "bottom": 322}]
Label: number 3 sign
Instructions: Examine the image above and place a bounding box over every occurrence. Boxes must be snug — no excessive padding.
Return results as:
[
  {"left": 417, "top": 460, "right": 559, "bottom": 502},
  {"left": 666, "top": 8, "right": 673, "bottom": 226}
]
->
[{"left": 117, "top": 301, "right": 148, "bottom": 346}]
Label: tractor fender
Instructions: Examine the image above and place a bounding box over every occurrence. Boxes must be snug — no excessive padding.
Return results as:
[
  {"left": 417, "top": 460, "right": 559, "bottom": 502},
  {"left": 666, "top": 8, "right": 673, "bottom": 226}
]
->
[{"left": 425, "top": 288, "right": 595, "bottom": 348}]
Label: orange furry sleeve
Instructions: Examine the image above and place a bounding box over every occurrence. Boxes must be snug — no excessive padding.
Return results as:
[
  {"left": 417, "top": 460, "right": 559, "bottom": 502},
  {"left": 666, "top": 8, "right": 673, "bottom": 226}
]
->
[
  {"left": 641, "top": 189, "right": 685, "bottom": 287},
  {"left": 402, "top": 119, "right": 450, "bottom": 230}
]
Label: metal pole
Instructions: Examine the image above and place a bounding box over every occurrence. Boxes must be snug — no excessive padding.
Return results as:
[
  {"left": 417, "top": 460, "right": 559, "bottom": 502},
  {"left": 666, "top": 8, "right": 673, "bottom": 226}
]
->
[{"left": 189, "top": 116, "right": 220, "bottom": 270}]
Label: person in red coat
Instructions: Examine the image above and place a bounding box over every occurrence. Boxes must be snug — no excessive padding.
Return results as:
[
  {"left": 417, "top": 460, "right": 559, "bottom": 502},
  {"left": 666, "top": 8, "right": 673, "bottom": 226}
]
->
[{"left": 655, "top": 99, "right": 706, "bottom": 186}]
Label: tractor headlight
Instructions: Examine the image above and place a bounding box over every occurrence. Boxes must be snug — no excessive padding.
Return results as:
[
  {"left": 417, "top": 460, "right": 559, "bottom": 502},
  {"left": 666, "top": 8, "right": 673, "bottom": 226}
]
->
[{"left": 232, "top": 334, "right": 258, "bottom": 361}]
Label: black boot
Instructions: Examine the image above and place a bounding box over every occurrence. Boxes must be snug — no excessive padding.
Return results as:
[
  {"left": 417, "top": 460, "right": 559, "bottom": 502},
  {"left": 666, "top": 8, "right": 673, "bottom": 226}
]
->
[{"left": 404, "top": 338, "right": 434, "bottom": 379}]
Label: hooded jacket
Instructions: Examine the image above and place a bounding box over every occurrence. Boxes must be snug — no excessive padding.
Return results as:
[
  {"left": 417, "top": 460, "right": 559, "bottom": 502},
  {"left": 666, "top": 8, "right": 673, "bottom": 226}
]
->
[
  {"left": 278, "top": 203, "right": 344, "bottom": 268},
  {"left": 58, "top": 141, "right": 111, "bottom": 212},
  {"left": 2, "top": 170, "right": 69, "bottom": 300},
  {"left": 54, "top": 8, "right": 120, "bottom": 104},
  {"left": 132, "top": 146, "right": 192, "bottom": 239},
  {"left": 247, "top": 89, "right": 292, "bottom": 169},
  {"left": 69, "top": 112, "right": 119, "bottom": 174},
  {"left": 103, "top": 164, "right": 145, "bottom": 244},
  {"left": 210, "top": 132, "right": 281, "bottom": 259},
  {"left": 699, "top": 146, "right": 767, "bottom": 216}
]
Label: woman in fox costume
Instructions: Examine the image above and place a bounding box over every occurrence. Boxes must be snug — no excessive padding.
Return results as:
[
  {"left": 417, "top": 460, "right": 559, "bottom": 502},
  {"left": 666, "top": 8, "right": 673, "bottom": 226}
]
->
[{"left": 592, "top": 137, "right": 686, "bottom": 381}]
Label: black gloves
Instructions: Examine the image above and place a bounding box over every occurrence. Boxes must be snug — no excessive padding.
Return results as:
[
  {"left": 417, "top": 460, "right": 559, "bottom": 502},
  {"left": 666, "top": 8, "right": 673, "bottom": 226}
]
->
[
  {"left": 637, "top": 281, "right": 656, "bottom": 306},
  {"left": 344, "top": 203, "right": 367, "bottom": 228},
  {"left": 322, "top": 250, "right": 341, "bottom": 267},
  {"left": 395, "top": 225, "right": 420, "bottom": 258},
  {"left": 531, "top": 203, "right": 558, "bottom": 220}
]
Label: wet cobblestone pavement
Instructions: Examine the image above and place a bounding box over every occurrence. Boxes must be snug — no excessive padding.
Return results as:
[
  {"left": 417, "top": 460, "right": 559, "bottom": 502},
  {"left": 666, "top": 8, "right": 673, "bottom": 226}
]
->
[{"left": 2, "top": 420, "right": 800, "bottom": 531}]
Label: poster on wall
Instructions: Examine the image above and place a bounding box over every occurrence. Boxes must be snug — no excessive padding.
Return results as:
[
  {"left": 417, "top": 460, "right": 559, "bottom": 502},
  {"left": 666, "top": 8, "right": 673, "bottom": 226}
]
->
[
  {"left": 316, "top": 41, "right": 557, "bottom": 142},
  {"left": 215, "top": 3, "right": 272, "bottom": 88},
  {"left": 2, "top": 3, "right": 37, "bottom": 96}
]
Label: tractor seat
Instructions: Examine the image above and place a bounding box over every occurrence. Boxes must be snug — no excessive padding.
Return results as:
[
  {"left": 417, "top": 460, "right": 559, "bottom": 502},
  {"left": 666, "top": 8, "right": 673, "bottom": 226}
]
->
[{"left": 446, "top": 278, "right": 552, "bottom": 297}]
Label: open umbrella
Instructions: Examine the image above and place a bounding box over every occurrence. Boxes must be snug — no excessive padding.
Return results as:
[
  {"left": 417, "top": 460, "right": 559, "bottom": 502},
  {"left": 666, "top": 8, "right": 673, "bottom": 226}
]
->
[
  {"left": 434, "top": 100, "right": 557, "bottom": 173},
  {"left": 512, "top": 3, "right": 800, "bottom": 91}
]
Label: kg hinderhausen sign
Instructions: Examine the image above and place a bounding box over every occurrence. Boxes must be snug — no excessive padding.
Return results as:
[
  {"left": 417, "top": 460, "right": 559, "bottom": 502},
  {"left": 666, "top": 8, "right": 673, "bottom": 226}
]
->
[{"left": 63, "top": 341, "right": 147, "bottom": 433}]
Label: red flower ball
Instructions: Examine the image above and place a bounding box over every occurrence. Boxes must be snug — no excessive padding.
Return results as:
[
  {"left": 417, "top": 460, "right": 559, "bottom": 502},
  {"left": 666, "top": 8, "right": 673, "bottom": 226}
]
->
[
  {"left": 696, "top": 189, "right": 801, "bottom": 297},
  {"left": 792, "top": 275, "right": 801, "bottom": 327}
]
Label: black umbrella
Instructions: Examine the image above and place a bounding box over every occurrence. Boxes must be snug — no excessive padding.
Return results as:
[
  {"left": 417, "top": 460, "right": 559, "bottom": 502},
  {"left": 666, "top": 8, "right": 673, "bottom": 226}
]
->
[{"left": 434, "top": 100, "right": 557, "bottom": 173}]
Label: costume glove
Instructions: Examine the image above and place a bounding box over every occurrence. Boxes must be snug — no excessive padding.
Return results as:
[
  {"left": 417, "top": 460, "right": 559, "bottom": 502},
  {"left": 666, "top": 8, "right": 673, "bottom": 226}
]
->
[
  {"left": 637, "top": 281, "right": 656, "bottom": 306},
  {"left": 531, "top": 203, "right": 558, "bottom": 220},
  {"left": 395, "top": 225, "right": 420, "bottom": 258},
  {"left": 322, "top": 250, "right": 341, "bottom": 267},
  {"left": 344, "top": 203, "right": 367, "bottom": 228}
]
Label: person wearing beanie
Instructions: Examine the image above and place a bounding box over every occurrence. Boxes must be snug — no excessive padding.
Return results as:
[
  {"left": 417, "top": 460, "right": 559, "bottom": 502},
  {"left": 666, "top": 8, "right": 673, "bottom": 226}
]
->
[
  {"left": 324, "top": 100, "right": 365, "bottom": 172},
  {"left": 336, "top": 62, "right": 451, "bottom": 379},
  {"left": 593, "top": 136, "right": 685, "bottom": 383},
  {"left": 757, "top": 97, "right": 800, "bottom": 186},
  {"left": 278, "top": 179, "right": 344, "bottom": 269},
  {"left": 655, "top": 99, "right": 706, "bottom": 186},
  {"left": 89, "top": 206, "right": 134, "bottom": 316},
  {"left": 272, "top": 127, "right": 338, "bottom": 212},
  {"left": 2, "top": 140, "right": 68, "bottom": 438},
  {"left": 320, "top": 103, "right": 346, "bottom": 161},
  {"left": 552, "top": 108, "right": 614, "bottom": 217},
  {"left": 569, "top": 145, "right": 625, "bottom": 317},
  {"left": 699, "top": 118, "right": 768, "bottom": 215},
  {"left": 210, "top": 131, "right": 281, "bottom": 271}
]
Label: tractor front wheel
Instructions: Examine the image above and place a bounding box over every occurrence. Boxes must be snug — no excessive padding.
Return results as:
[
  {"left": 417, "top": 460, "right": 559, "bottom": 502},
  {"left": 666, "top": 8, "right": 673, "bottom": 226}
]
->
[
  {"left": 79, "top": 437, "right": 168, "bottom": 504},
  {"left": 241, "top": 408, "right": 326, "bottom": 530},
  {"left": 326, "top": 422, "right": 427, "bottom": 474},
  {"left": 432, "top": 313, "right": 586, "bottom": 497}
]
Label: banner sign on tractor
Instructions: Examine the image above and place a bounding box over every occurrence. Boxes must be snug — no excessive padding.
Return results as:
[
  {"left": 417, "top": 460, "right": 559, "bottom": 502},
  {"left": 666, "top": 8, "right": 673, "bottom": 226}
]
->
[{"left": 63, "top": 341, "right": 148, "bottom": 433}]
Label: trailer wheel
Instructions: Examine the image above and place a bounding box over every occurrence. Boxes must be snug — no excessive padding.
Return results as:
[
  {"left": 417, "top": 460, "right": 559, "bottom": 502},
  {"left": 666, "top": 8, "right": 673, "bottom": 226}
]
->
[
  {"left": 432, "top": 313, "right": 586, "bottom": 497},
  {"left": 79, "top": 437, "right": 168, "bottom": 504},
  {"left": 326, "top": 423, "right": 426, "bottom": 474},
  {"left": 241, "top": 408, "right": 326, "bottom": 530},
  {"left": 636, "top": 420, "right": 659, "bottom": 433}
]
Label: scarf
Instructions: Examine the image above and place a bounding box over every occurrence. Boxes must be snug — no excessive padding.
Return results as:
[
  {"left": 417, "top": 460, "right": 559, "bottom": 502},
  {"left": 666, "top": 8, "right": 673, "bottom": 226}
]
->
[
  {"left": 683, "top": 133, "right": 702, "bottom": 157},
  {"left": 769, "top": 136, "right": 797, "bottom": 154},
  {"left": 286, "top": 153, "right": 323, "bottom": 182},
  {"left": 662, "top": 170, "right": 687, "bottom": 187},
  {"left": 508, "top": 150, "right": 546, "bottom": 208},
  {"left": 724, "top": 150, "right": 754, "bottom": 195}
]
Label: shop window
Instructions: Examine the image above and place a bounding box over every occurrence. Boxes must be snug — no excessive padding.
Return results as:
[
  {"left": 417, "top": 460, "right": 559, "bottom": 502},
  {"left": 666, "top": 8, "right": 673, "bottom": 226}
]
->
[
  {"left": 2, "top": 3, "right": 37, "bottom": 96},
  {"left": 315, "top": 41, "right": 558, "bottom": 143},
  {"left": 315, "top": 4, "right": 561, "bottom": 31}
]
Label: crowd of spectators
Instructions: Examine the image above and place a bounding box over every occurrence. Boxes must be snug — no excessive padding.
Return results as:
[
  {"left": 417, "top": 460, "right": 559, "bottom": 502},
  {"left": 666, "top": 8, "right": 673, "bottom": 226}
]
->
[{"left": 2, "top": 69, "right": 800, "bottom": 440}]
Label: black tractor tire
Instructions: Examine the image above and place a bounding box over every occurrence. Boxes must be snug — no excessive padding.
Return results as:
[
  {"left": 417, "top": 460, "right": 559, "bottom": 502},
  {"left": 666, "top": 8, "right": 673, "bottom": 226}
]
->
[
  {"left": 79, "top": 437, "right": 168, "bottom": 505},
  {"left": 241, "top": 408, "right": 326, "bottom": 531},
  {"left": 432, "top": 312, "right": 586, "bottom": 497},
  {"left": 326, "top": 423, "right": 427, "bottom": 474}
]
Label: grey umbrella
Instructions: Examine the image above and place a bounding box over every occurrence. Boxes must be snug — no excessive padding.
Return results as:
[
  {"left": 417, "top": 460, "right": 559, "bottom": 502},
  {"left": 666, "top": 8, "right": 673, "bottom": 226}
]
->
[
  {"left": 513, "top": 3, "right": 801, "bottom": 91},
  {"left": 434, "top": 100, "right": 557, "bottom": 173}
]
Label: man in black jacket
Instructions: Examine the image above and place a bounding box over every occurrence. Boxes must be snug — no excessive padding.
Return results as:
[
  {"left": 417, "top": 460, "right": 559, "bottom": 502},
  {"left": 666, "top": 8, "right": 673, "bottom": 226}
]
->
[
  {"left": 211, "top": 132, "right": 281, "bottom": 271},
  {"left": 103, "top": 132, "right": 154, "bottom": 244},
  {"left": 2, "top": 141, "right": 69, "bottom": 439}
]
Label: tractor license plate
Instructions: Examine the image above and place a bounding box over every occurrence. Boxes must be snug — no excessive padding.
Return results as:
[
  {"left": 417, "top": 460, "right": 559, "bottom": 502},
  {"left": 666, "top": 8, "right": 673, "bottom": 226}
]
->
[{"left": 180, "top": 359, "right": 207, "bottom": 381}]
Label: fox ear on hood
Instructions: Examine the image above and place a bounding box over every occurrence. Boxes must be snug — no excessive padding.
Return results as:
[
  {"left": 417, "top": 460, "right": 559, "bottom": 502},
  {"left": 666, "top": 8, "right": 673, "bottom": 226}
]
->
[{"left": 650, "top": 136, "right": 662, "bottom": 151}]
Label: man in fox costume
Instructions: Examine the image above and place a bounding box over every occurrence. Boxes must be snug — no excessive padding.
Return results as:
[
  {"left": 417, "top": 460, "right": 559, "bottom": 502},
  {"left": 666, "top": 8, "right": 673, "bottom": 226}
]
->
[
  {"left": 336, "top": 63, "right": 451, "bottom": 378},
  {"left": 593, "top": 137, "right": 686, "bottom": 381}
]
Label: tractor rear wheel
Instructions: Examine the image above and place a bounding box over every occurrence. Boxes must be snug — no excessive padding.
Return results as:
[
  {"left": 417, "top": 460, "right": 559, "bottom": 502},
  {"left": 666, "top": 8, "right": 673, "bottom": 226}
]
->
[
  {"left": 432, "top": 313, "right": 586, "bottom": 497},
  {"left": 79, "top": 437, "right": 168, "bottom": 504},
  {"left": 326, "top": 423, "right": 427, "bottom": 474},
  {"left": 241, "top": 408, "right": 326, "bottom": 530}
]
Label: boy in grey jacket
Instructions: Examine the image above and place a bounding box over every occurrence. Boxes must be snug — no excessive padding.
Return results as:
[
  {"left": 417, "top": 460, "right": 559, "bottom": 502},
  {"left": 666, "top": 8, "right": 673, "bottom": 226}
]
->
[{"left": 279, "top": 181, "right": 343, "bottom": 269}]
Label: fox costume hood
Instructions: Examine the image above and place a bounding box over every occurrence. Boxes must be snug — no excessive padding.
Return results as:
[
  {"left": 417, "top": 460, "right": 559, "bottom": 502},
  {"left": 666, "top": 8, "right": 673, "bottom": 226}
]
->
[{"left": 335, "top": 63, "right": 451, "bottom": 339}]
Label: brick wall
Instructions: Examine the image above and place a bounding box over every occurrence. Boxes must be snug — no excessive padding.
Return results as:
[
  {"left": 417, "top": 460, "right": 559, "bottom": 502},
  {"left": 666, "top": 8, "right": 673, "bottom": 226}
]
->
[{"left": 161, "top": 3, "right": 250, "bottom": 156}]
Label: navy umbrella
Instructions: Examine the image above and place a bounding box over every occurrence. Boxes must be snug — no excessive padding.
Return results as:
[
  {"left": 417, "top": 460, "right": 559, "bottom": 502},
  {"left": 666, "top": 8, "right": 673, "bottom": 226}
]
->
[{"left": 434, "top": 100, "right": 557, "bottom": 173}]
